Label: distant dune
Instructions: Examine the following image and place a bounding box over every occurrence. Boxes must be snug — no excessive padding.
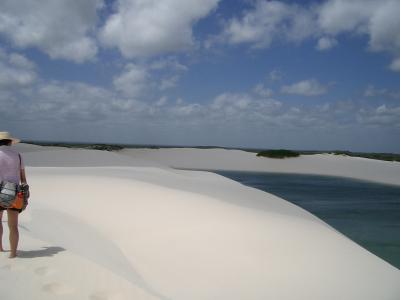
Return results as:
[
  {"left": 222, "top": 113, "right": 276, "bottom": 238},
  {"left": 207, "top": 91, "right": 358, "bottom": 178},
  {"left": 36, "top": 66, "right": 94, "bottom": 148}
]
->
[{"left": 119, "top": 147, "right": 400, "bottom": 186}]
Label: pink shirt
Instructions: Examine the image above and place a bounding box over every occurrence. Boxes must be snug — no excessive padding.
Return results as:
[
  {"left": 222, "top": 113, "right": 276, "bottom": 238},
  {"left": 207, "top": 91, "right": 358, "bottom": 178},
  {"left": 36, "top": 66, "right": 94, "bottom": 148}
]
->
[{"left": 0, "top": 145, "right": 25, "bottom": 184}]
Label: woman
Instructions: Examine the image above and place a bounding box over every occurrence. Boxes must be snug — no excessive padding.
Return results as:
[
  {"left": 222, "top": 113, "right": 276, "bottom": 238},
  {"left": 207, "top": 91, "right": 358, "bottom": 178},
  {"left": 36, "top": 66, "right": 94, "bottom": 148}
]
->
[{"left": 0, "top": 132, "right": 28, "bottom": 258}]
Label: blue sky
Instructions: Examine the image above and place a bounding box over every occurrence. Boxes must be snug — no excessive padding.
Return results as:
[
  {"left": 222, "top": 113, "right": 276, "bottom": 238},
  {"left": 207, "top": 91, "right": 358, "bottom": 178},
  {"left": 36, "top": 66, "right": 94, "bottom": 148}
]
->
[{"left": 0, "top": 0, "right": 400, "bottom": 152}]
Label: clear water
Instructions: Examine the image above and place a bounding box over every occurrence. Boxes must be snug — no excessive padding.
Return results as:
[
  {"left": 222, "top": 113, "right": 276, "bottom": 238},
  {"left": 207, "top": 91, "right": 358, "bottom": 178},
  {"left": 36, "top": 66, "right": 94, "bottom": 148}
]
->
[{"left": 213, "top": 170, "right": 400, "bottom": 269}]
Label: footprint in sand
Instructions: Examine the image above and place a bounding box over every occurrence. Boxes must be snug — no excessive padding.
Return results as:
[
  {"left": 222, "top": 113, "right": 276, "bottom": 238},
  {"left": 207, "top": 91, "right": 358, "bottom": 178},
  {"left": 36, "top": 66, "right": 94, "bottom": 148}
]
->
[
  {"left": 89, "top": 291, "right": 125, "bottom": 300},
  {"left": 34, "top": 266, "right": 56, "bottom": 276},
  {"left": 42, "top": 282, "right": 75, "bottom": 295}
]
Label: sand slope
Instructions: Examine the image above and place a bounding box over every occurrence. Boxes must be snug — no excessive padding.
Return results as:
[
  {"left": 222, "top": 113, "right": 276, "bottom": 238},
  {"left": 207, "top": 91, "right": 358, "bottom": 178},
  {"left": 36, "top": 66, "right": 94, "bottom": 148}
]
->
[
  {"left": 119, "top": 148, "right": 400, "bottom": 186},
  {"left": 0, "top": 144, "right": 399, "bottom": 300}
]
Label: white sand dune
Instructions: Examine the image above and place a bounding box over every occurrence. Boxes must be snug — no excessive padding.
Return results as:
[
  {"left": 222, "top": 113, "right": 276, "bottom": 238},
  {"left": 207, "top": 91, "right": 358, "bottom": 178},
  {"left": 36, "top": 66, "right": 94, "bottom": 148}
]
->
[
  {"left": 119, "top": 147, "right": 400, "bottom": 186},
  {"left": 1, "top": 143, "right": 399, "bottom": 300},
  {"left": 13, "top": 142, "right": 68, "bottom": 153},
  {"left": 14, "top": 143, "right": 163, "bottom": 168}
]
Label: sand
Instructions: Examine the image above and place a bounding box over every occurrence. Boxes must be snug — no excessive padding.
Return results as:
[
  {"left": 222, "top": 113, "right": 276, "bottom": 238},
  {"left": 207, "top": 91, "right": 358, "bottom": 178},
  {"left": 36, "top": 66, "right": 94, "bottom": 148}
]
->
[
  {"left": 119, "top": 147, "right": 400, "bottom": 186},
  {"left": 0, "top": 143, "right": 399, "bottom": 300}
]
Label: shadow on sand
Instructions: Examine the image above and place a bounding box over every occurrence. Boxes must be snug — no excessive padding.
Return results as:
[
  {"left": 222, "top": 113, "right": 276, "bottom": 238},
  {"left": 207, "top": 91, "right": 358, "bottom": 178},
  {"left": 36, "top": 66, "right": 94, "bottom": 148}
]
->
[{"left": 17, "top": 246, "right": 66, "bottom": 258}]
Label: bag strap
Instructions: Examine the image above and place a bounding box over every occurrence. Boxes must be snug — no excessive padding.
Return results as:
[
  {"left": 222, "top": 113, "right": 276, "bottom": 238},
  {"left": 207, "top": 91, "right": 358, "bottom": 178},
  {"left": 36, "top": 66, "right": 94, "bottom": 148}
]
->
[{"left": 18, "top": 154, "right": 22, "bottom": 185}]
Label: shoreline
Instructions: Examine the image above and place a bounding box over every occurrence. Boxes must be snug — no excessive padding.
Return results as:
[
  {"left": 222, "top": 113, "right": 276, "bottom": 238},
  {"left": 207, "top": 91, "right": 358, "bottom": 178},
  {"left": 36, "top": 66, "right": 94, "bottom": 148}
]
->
[{"left": 179, "top": 167, "right": 400, "bottom": 187}]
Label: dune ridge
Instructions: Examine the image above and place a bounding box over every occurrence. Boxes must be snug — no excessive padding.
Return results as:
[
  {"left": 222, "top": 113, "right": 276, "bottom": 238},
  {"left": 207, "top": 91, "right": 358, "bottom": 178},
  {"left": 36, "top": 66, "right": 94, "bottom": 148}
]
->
[{"left": 119, "top": 148, "right": 400, "bottom": 186}]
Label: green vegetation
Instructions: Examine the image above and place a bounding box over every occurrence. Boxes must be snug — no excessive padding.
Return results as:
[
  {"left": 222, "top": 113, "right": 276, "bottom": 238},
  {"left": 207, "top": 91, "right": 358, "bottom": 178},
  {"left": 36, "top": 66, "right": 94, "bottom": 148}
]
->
[
  {"left": 256, "top": 149, "right": 300, "bottom": 159},
  {"left": 332, "top": 151, "right": 400, "bottom": 162},
  {"left": 84, "top": 144, "right": 124, "bottom": 151}
]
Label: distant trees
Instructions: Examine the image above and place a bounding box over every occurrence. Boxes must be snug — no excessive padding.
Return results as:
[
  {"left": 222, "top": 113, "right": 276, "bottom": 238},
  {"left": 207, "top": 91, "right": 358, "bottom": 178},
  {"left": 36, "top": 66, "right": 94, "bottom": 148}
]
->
[
  {"left": 256, "top": 149, "right": 300, "bottom": 159},
  {"left": 332, "top": 151, "right": 400, "bottom": 162}
]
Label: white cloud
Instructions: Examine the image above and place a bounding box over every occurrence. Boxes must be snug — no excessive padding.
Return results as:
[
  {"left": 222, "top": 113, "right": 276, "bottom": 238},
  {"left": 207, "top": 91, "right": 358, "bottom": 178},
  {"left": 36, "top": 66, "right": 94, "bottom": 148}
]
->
[
  {"left": 357, "top": 104, "right": 400, "bottom": 127},
  {"left": 1, "top": 71, "right": 399, "bottom": 149},
  {"left": 150, "top": 57, "right": 188, "bottom": 71},
  {"left": 253, "top": 84, "right": 273, "bottom": 97},
  {"left": 8, "top": 53, "right": 36, "bottom": 69},
  {"left": 316, "top": 36, "right": 337, "bottom": 50},
  {"left": 364, "top": 85, "right": 400, "bottom": 99},
  {"left": 364, "top": 85, "right": 381, "bottom": 97},
  {"left": 205, "top": 91, "right": 357, "bottom": 130},
  {"left": 389, "top": 58, "right": 400, "bottom": 72},
  {"left": 269, "top": 69, "right": 283, "bottom": 81},
  {"left": 149, "top": 57, "right": 187, "bottom": 91},
  {"left": 0, "top": 0, "right": 102, "bottom": 62},
  {"left": 0, "top": 80, "right": 154, "bottom": 123},
  {"left": 318, "top": 0, "right": 400, "bottom": 71},
  {"left": 113, "top": 64, "right": 149, "bottom": 97},
  {"left": 160, "top": 75, "right": 180, "bottom": 90},
  {"left": 99, "top": 0, "right": 220, "bottom": 58},
  {"left": 155, "top": 96, "right": 168, "bottom": 107},
  {"left": 170, "top": 103, "right": 205, "bottom": 118},
  {"left": 281, "top": 79, "right": 327, "bottom": 96},
  {"left": 210, "top": 92, "right": 282, "bottom": 123},
  {"left": 35, "top": 82, "right": 111, "bottom": 119},
  {"left": 317, "top": 0, "right": 377, "bottom": 35},
  {"left": 0, "top": 65, "right": 36, "bottom": 88},
  {"left": 0, "top": 48, "right": 36, "bottom": 88},
  {"left": 212, "top": 93, "right": 252, "bottom": 110},
  {"left": 0, "top": 81, "right": 108, "bottom": 122},
  {"left": 217, "top": 0, "right": 400, "bottom": 71},
  {"left": 221, "top": 1, "right": 317, "bottom": 48}
]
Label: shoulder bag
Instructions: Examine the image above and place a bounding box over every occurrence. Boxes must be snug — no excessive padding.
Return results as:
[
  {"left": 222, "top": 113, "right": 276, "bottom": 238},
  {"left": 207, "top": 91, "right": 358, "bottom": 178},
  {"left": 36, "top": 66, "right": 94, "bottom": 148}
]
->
[{"left": 0, "top": 153, "right": 29, "bottom": 210}]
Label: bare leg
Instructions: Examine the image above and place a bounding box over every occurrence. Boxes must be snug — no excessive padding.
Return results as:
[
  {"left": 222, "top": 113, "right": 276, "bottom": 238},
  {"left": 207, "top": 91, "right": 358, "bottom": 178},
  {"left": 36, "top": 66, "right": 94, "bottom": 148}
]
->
[
  {"left": 7, "top": 209, "right": 19, "bottom": 258},
  {"left": 0, "top": 210, "right": 3, "bottom": 251}
]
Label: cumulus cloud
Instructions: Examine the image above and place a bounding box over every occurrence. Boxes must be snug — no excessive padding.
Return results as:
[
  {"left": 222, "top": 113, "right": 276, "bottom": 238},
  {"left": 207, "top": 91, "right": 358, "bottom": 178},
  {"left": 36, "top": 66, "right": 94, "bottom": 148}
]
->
[
  {"left": 209, "top": 92, "right": 282, "bottom": 125},
  {"left": 0, "top": 0, "right": 102, "bottom": 62},
  {"left": 389, "top": 58, "right": 400, "bottom": 72},
  {"left": 1, "top": 71, "right": 399, "bottom": 149},
  {"left": 316, "top": 36, "right": 337, "bottom": 50},
  {"left": 318, "top": 0, "right": 400, "bottom": 71},
  {"left": 0, "top": 74, "right": 338, "bottom": 130},
  {"left": 211, "top": 93, "right": 252, "bottom": 110},
  {"left": 160, "top": 75, "right": 180, "bottom": 90},
  {"left": 364, "top": 85, "right": 381, "bottom": 97},
  {"left": 113, "top": 64, "right": 149, "bottom": 97},
  {"left": 217, "top": 0, "right": 400, "bottom": 71},
  {"left": 317, "top": 0, "right": 376, "bottom": 35},
  {"left": 220, "top": 0, "right": 317, "bottom": 48},
  {"left": 357, "top": 104, "right": 400, "bottom": 127},
  {"left": 155, "top": 96, "right": 168, "bottom": 107},
  {"left": 0, "top": 48, "right": 36, "bottom": 88},
  {"left": 364, "top": 85, "right": 400, "bottom": 99},
  {"left": 253, "top": 84, "right": 273, "bottom": 97},
  {"left": 34, "top": 82, "right": 113, "bottom": 121},
  {"left": 268, "top": 69, "right": 283, "bottom": 81},
  {"left": 150, "top": 57, "right": 188, "bottom": 72},
  {"left": 0, "top": 79, "right": 154, "bottom": 123},
  {"left": 8, "top": 53, "right": 36, "bottom": 70},
  {"left": 204, "top": 92, "right": 365, "bottom": 130},
  {"left": 281, "top": 79, "right": 327, "bottom": 96},
  {"left": 99, "top": 0, "right": 220, "bottom": 58},
  {"left": 169, "top": 103, "right": 205, "bottom": 118}
]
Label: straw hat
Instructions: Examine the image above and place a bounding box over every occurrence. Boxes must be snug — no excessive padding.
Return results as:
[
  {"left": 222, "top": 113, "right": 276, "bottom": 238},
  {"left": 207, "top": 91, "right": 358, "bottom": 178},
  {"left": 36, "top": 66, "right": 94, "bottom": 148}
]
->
[{"left": 0, "top": 132, "right": 20, "bottom": 144}]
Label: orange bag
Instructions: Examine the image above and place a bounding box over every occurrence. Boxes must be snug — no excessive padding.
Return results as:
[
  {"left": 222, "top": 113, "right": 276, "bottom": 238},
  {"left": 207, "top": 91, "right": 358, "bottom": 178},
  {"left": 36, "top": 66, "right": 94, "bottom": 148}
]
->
[
  {"left": 11, "top": 153, "right": 28, "bottom": 210},
  {"left": 10, "top": 192, "right": 24, "bottom": 210}
]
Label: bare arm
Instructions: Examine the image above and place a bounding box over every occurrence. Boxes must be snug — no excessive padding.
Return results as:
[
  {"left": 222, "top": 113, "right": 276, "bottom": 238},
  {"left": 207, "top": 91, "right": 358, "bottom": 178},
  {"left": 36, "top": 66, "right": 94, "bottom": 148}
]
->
[
  {"left": 18, "top": 153, "right": 27, "bottom": 185},
  {"left": 20, "top": 168, "right": 27, "bottom": 185}
]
